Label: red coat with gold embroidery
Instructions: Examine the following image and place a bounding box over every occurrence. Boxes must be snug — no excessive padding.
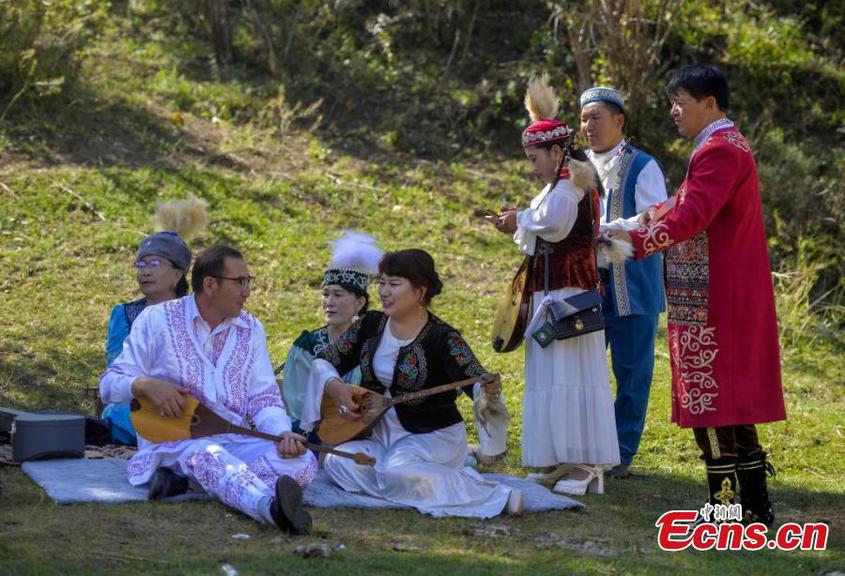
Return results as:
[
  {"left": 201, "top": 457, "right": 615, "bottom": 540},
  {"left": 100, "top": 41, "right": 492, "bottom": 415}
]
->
[{"left": 630, "top": 125, "right": 785, "bottom": 428}]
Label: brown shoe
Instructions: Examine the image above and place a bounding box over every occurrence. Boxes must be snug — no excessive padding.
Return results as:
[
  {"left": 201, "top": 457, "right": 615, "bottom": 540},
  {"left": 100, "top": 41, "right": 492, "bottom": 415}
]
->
[{"left": 270, "top": 476, "right": 312, "bottom": 535}]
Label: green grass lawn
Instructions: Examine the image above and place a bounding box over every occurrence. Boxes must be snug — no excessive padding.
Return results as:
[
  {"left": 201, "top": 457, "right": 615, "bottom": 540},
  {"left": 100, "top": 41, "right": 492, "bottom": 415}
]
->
[
  {"left": 0, "top": 17, "right": 843, "bottom": 575},
  {"left": 1, "top": 156, "right": 842, "bottom": 575}
]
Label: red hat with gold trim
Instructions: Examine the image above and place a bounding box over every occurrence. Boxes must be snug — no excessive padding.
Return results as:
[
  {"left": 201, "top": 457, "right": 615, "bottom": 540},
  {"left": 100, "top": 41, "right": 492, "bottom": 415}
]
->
[{"left": 521, "top": 74, "right": 572, "bottom": 148}]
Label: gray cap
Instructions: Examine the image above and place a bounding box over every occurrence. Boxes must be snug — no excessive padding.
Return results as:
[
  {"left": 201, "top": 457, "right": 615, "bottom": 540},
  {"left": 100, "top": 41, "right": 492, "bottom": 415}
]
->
[{"left": 136, "top": 231, "right": 191, "bottom": 271}]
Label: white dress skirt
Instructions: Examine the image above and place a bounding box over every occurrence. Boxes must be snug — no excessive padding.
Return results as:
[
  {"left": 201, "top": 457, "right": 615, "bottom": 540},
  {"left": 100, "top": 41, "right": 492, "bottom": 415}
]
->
[
  {"left": 514, "top": 177, "right": 620, "bottom": 468},
  {"left": 324, "top": 407, "right": 511, "bottom": 518},
  {"left": 317, "top": 321, "right": 512, "bottom": 518},
  {"left": 521, "top": 287, "right": 621, "bottom": 468}
]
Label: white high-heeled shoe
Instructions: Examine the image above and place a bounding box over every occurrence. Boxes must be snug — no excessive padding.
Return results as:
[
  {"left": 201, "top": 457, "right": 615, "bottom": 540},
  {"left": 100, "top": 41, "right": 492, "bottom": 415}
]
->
[
  {"left": 525, "top": 464, "right": 573, "bottom": 482},
  {"left": 552, "top": 465, "right": 605, "bottom": 496},
  {"left": 505, "top": 489, "right": 524, "bottom": 516}
]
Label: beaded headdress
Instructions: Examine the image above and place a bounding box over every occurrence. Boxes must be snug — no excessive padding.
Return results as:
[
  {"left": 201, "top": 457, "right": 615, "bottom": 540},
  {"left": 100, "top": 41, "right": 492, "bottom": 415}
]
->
[{"left": 323, "top": 232, "right": 383, "bottom": 296}]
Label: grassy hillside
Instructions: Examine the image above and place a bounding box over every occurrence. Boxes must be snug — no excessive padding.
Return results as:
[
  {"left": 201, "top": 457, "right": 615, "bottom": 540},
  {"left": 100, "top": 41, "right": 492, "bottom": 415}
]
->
[{"left": 0, "top": 9, "right": 843, "bottom": 575}]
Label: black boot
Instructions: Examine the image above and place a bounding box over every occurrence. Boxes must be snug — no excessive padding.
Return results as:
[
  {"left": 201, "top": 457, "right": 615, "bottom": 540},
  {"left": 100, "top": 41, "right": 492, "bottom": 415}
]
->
[
  {"left": 707, "top": 458, "right": 738, "bottom": 505},
  {"left": 737, "top": 455, "right": 775, "bottom": 527},
  {"left": 148, "top": 467, "right": 189, "bottom": 501},
  {"left": 696, "top": 458, "right": 738, "bottom": 524},
  {"left": 269, "top": 475, "right": 312, "bottom": 535}
]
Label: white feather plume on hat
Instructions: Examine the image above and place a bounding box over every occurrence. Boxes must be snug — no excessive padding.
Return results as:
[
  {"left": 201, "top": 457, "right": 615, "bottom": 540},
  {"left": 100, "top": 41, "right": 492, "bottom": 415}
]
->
[
  {"left": 329, "top": 231, "right": 383, "bottom": 274},
  {"left": 153, "top": 194, "right": 208, "bottom": 240},
  {"left": 524, "top": 73, "right": 559, "bottom": 122}
]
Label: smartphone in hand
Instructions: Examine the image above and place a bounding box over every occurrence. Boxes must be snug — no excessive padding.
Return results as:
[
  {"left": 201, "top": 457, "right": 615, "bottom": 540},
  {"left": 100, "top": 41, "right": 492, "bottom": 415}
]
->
[{"left": 480, "top": 208, "right": 500, "bottom": 225}]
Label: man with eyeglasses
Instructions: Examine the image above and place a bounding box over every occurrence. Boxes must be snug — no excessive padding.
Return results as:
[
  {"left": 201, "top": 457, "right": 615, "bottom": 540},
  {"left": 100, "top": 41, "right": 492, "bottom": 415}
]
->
[{"left": 100, "top": 244, "right": 316, "bottom": 535}]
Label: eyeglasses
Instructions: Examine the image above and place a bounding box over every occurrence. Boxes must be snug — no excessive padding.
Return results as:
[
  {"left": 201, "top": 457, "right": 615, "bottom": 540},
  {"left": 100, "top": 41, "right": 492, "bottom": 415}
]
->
[
  {"left": 135, "top": 258, "right": 172, "bottom": 270},
  {"left": 213, "top": 275, "right": 255, "bottom": 292}
]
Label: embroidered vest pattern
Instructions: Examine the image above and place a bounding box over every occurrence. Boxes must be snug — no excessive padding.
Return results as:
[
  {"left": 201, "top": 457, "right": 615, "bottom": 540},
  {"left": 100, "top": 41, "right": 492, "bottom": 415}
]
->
[
  {"left": 122, "top": 297, "right": 148, "bottom": 328},
  {"left": 607, "top": 148, "right": 637, "bottom": 314},
  {"left": 528, "top": 190, "right": 599, "bottom": 293}
]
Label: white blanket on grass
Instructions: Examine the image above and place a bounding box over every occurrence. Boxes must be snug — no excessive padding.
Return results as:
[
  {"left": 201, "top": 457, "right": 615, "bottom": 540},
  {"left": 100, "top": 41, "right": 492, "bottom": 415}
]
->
[{"left": 21, "top": 458, "right": 583, "bottom": 512}]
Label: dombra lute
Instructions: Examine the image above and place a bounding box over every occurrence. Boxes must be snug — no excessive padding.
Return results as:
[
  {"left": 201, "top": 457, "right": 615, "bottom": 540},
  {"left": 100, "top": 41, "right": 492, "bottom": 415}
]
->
[
  {"left": 318, "top": 373, "right": 499, "bottom": 446},
  {"left": 130, "top": 395, "right": 375, "bottom": 466},
  {"left": 491, "top": 256, "right": 532, "bottom": 353}
]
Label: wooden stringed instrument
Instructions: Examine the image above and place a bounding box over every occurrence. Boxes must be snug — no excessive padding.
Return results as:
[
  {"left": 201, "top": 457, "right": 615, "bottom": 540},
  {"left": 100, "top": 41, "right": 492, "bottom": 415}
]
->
[
  {"left": 129, "top": 395, "right": 375, "bottom": 466},
  {"left": 491, "top": 256, "right": 532, "bottom": 353},
  {"left": 318, "top": 373, "right": 498, "bottom": 445},
  {"left": 490, "top": 153, "right": 579, "bottom": 354}
]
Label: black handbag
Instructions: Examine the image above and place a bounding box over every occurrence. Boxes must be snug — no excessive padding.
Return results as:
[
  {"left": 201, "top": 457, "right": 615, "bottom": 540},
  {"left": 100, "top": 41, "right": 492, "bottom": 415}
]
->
[
  {"left": 531, "top": 181, "right": 605, "bottom": 348},
  {"left": 531, "top": 290, "right": 604, "bottom": 347}
]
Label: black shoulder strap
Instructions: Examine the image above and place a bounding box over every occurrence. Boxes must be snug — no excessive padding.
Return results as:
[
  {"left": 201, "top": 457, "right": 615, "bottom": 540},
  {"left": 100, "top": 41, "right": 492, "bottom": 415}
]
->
[{"left": 586, "top": 180, "right": 601, "bottom": 291}]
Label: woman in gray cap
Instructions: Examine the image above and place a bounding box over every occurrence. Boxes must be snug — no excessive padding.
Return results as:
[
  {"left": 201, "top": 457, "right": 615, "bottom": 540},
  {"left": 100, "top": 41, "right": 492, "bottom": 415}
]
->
[
  {"left": 102, "top": 196, "right": 206, "bottom": 445},
  {"left": 104, "top": 232, "right": 191, "bottom": 363}
]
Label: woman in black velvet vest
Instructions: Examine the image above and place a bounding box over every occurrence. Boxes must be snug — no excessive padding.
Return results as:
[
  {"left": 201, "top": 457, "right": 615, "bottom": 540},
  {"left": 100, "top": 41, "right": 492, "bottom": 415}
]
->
[{"left": 308, "top": 249, "right": 523, "bottom": 517}]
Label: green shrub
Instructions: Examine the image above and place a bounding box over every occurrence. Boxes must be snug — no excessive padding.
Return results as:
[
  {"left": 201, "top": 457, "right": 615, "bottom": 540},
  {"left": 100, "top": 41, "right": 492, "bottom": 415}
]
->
[{"left": 0, "top": 0, "right": 107, "bottom": 118}]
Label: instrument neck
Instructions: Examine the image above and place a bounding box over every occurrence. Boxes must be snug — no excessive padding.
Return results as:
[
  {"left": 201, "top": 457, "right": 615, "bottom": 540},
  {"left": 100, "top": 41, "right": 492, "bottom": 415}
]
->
[
  {"left": 221, "top": 419, "right": 355, "bottom": 459},
  {"left": 387, "top": 375, "right": 481, "bottom": 407}
]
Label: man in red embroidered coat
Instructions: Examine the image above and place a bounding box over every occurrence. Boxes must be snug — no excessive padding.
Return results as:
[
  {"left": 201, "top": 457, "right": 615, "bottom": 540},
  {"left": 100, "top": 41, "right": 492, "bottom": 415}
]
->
[{"left": 609, "top": 65, "right": 785, "bottom": 526}]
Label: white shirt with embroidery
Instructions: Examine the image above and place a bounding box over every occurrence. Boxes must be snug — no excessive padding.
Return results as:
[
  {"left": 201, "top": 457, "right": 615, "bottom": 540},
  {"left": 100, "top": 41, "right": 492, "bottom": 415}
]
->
[
  {"left": 99, "top": 295, "right": 290, "bottom": 441},
  {"left": 587, "top": 138, "right": 667, "bottom": 232}
]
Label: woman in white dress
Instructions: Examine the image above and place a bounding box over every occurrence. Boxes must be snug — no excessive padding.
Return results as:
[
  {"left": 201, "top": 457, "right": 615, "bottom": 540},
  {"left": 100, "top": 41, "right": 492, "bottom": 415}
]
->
[
  {"left": 305, "top": 249, "right": 523, "bottom": 517},
  {"left": 490, "top": 75, "right": 619, "bottom": 495}
]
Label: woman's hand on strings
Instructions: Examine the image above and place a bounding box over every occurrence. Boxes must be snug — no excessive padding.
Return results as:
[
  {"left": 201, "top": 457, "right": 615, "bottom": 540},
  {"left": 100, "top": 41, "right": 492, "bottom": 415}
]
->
[
  {"left": 326, "top": 378, "right": 361, "bottom": 420},
  {"left": 278, "top": 431, "right": 308, "bottom": 458},
  {"left": 132, "top": 377, "right": 187, "bottom": 417},
  {"left": 480, "top": 374, "right": 502, "bottom": 401}
]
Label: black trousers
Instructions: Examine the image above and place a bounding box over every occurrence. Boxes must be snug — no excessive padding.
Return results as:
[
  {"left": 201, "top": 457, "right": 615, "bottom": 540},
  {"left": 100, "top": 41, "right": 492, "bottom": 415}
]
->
[{"left": 693, "top": 425, "right": 765, "bottom": 462}]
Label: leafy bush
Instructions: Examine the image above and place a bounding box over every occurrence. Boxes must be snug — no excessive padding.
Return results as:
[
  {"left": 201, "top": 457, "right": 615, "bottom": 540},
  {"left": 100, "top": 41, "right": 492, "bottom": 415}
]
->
[
  {"left": 0, "top": 0, "right": 107, "bottom": 119},
  {"left": 774, "top": 237, "right": 845, "bottom": 351}
]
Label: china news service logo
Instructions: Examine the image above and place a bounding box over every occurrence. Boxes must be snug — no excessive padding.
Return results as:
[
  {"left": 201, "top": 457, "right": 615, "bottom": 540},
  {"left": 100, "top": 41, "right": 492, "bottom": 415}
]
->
[{"left": 655, "top": 504, "right": 829, "bottom": 551}]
